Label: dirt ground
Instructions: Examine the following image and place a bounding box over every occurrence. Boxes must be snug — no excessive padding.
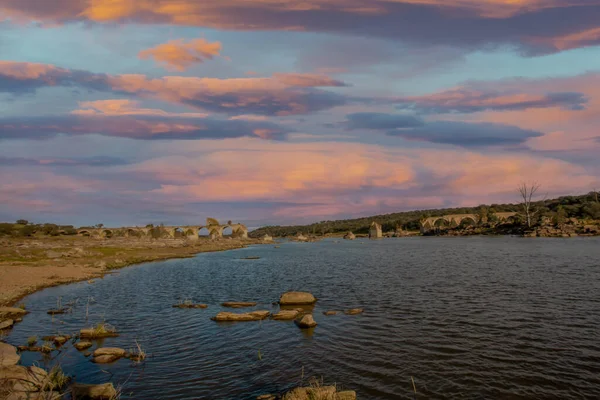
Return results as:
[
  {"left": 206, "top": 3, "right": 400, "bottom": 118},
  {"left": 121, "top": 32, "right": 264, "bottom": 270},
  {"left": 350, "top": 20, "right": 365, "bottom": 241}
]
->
[{"left": 0, "top": 236, "right": 262, "bottom": 306}]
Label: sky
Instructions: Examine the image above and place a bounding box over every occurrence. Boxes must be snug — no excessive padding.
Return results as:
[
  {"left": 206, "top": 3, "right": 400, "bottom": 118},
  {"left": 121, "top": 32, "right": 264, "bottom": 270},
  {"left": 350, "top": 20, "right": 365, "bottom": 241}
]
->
[{"left": 1, "top": 0, "right": 600, "bottom": 228}]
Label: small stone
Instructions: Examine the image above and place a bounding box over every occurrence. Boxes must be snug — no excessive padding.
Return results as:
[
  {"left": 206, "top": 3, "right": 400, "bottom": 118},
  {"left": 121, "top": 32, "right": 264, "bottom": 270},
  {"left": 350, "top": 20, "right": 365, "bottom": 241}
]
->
[
  {"left": 53, "top": 336, "right": 68, "bottom": 345},
  {"left": 323, "top": 311, "right": 338, "bottom": 316},
  {"left": 344, "top": 308, "right": 364, "bottom": 315},
  {"left": 92, "top": 354, "right": 122, "bottom": 364},
  {"left": 74, "top": 341, "right": 93, "bottom": 351},
  {"left": 295, "top": 314, "right": 317, "bottom": 329},
  {"left": 257, "top": 395, "right": 276, "bottom": 400},
  {"left": 83, "top": 351, "right": 92, "bottom": 357}
]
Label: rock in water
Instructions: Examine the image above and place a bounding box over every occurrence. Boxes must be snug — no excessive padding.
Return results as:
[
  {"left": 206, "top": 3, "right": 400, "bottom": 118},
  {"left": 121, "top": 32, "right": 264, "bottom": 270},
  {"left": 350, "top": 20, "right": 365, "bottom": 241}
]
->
[
  {"left": 343, "top": 232, "right": 356, "bottom": 240},
  {"left": 92, "top": 354, "right": 122, "bottom": 364},
  {"left": 344, "top": 308, "right": 364, "bottom": 315},
  {"left": 211, "top": 311, "right": 270, "bottom": 321},
  {"left": 272, "top": 309, "right": 301, "bottom": 320},
  {"left": 323, "top": 311, "right": 338, "bottom": 316},
  {"left": 74, "top": 341, "right": 93, "bottom": 351},
  {"left": 93, "top": 347, "right": 126, "bottom": 357},
  {"left": 336, "top": 391, "right": 357, "bottom": 399},
  {"left": 0, "top": 342, "right": 20, "bottom": 366},
  {"left": 279, "top": 292, "right": 316, "bottom": 305},
  {"left": 0, "top": 307, "right": 27, "bottom": 320},
  {"left": 295, "top": 314, "right": 317, "bottom": 329},
  {"left": 221, "top": 302, "right": 258, "bottom": 308},
  {"left": 71, "top": 383, "right": 117, "bottom": 399}
]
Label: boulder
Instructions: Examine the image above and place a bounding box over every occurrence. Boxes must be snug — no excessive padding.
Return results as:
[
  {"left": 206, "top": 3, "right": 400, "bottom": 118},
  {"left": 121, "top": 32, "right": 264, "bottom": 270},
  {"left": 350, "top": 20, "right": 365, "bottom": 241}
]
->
[
  {"left": 343, "top": 232, "right": 356, "bottom": 240},
  {"left": 272, "top": 309, "right": 301, "bottom": 320},
  {"left": 0, "top": 365, "right": 48, "bottom": 392},
  {"left": 221, "top": 302, "right": 257, "bottom": 308},
  {"left": 279, "top": 292, "right": 317, "bottom": 305},
  {"left": 295, "top": 314, "right": 317, "bottom": 329},
  {"left": 344, "top": 308, "right": 364, "bottom": 315},
  {"left": 5, "top": 391, "right": 60, "bottom": 400},
  {"left": 0, "top": 342, "right": 20, "bottom": 366},
  {"left": 211, "top": 311, "right": 270, "bottom": 322},
  {"left": 0, "top": 319, "right": 14, "bottom": 330},
  {"left": 74, "top": 341, "right": 93, "bottom": 351},
  {"left": 71, "top": 383, "right": 117, "bottom": 399},
  {"left": 323, "top": 311, "right": 338, "bottom": 316}
]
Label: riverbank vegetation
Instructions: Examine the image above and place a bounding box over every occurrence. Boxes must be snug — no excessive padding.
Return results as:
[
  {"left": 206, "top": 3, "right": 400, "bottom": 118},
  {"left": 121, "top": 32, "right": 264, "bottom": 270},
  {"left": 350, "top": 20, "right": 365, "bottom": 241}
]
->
[{"left": 250, "top": 191, "right": 600, "bottom": 237}]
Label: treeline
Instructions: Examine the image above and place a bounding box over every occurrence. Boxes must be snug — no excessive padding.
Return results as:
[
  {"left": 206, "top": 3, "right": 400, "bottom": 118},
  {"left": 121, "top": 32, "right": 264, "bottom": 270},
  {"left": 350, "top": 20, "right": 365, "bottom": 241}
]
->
[
  {"left": 0, "top": 220, "right": 78, "bottom": 237},
  {"left": 250, "top": 192, "right": 600, "bottom": 237}
]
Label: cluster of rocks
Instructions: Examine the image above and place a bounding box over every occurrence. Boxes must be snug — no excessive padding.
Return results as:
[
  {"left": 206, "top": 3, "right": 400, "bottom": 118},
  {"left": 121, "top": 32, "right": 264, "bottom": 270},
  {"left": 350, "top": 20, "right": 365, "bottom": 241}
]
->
[
  {"left": 525, "top": 221, "right": 599, "bottom": 237},
  {"left": 258, "top": 385, "right": 357, "bottom": 400},
  {"left": 0, "top": 307, "right": 27, "bottom": 333}
]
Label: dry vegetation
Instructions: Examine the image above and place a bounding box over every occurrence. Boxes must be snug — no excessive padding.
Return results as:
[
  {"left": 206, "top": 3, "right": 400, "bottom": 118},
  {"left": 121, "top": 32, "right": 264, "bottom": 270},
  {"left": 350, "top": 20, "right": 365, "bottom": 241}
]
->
[{"left": 0, "top": 235, "right": 261, "bottom": 306}]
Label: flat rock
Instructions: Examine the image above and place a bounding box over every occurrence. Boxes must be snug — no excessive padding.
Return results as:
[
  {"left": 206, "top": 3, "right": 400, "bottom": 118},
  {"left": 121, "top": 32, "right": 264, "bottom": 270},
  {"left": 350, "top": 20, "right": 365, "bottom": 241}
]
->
[
  {"left": 212, "top": 310, "right": 270, "bottom": 321},
  {"left": 74, "top": 341, "right": 93, "bottom": 351},
  {"left": 0, "top": 307, "right": 27, "bottom": 319},
  {"left": 279, "top": 292, "right": 316, "bottom": 305},
  {"left": 172, "top": 303, "right": 208, "bottom": 309},
  {"left": 0, "top": 319, "right": 14, "bottom": 330},
  {"left": 53, "top": 336, "right": 68, "bottom": 345},
  {"left": 71, "top": 383, "right": 117, "bottom": 399},
  {"left": 93, "top": 347, "right": 126, "bottom": 357},
  {"left": 80, "top": 328, "right": 118, "bottom": 339},
  {"left": 0, "top": 342, "right": 20, "bottom": 366},
  {"left": 295, "top": 314, "right": 317, "bottom": 329},
  {"left": 221, "top": 302, "right": 257, "bottom": 308},
  {"left": 323, "top": 311, "right": 338, "bottom": 316},
  {"left": 344, "top": 308, "right": 364, "bottom": 315},
  {"left": 0, "top": 365, "right": 48, "bottom": 392},
  {"left": 92, "top": 354, "right": 122, "bottom": 364},
  {"left": 272, "top": 309, "right": 301, "bottom": 320}
]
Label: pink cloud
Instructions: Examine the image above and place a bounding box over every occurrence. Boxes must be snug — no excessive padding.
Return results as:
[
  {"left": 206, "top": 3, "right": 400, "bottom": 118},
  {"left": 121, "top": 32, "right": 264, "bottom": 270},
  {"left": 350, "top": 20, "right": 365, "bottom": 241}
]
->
[
  {"left": 72, "top": 99, "right": 209, "bottom": 118},
  {"left": 138, "top": 38, "right": 223, "bottom": 71}
]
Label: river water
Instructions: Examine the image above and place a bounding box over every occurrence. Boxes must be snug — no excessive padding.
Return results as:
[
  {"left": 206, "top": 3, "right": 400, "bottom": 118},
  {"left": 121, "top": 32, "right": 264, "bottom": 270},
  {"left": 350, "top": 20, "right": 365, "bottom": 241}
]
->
[{"left": 6, "top": 237, "right": 600, "bottom": 399}]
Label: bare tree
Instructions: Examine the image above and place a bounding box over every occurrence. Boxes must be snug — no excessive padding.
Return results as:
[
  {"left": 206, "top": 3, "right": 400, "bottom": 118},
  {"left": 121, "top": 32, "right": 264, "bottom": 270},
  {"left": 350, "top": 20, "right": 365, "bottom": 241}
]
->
[{"left": 518, "top": 182, "right": 541, "bottom": 228}]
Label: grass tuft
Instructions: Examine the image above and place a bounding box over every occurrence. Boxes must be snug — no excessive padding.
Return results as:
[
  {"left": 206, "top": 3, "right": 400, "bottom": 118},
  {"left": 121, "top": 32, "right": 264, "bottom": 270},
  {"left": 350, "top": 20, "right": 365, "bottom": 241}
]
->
[{"left": 27, "top": 336, "right": 38, "bottom": 347}]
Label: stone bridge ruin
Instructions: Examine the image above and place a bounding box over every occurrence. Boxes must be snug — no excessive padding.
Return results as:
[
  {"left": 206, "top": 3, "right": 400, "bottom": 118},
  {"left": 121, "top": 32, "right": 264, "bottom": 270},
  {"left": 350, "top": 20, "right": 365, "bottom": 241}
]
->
[
  {"left": 77, "top": 218, "right": 249, "bottom": 240},
  {"left": 420, "top": 212, "right": 518, "bottom": 233}
]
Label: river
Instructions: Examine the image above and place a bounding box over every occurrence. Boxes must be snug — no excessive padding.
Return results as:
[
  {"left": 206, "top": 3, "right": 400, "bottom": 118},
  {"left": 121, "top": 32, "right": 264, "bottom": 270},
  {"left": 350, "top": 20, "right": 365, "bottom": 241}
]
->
[{"left": 6, "top": 237, "right": 600, "bottom": 399}]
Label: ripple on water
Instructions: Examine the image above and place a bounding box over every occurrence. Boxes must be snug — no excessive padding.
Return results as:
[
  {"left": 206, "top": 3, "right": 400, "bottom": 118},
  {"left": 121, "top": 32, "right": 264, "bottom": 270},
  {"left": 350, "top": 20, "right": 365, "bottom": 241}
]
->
[{"left": 5, "top": 237, "right": 600, "bottom": 399}]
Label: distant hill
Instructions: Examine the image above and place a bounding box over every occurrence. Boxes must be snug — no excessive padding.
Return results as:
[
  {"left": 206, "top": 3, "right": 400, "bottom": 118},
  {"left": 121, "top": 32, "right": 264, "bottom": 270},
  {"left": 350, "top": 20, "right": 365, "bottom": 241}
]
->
[{"left": 250, "top": 192, "right": 600, "bottom": 238}]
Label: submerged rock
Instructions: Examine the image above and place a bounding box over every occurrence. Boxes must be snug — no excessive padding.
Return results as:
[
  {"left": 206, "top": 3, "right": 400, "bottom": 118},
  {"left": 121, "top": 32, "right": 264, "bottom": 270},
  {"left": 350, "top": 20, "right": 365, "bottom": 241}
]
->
[
  {"left": 0, "top": 342, "right": 20, "bottom": 366},
  {"left": 221, "top": 302, "right": 258, "bottom": 308},
  {"left": 211, "top": 310, "right": 270, "bottom": 321},
  {"left": 272, "top": 309, "right": 301, "bottom": 320},
  {"left": 322, "top": 311, "right": 338, "bottom": 316},
  {"left": 344, "top": 308, "right": 364, "bottom": 315},
  {"left": 279, "top": 292, "right": 317, "bottom": 305},
  {"left": 53, "top": 336, "right": 69, "bottom": 346},
  {"left": 71, "top": 383, "right": 117, "bottom": 399},
  {"left": 295, "top": 314, "right": 317, "bottom": 329},
  {"left": 74, "top": 341, "right": 93, "bottom": 351},
  {"left": 172, "top": 303, "right": 208, "bottom": 309},
  {"left": 47, "top": 308, "right": 69, "bottom": 315}
]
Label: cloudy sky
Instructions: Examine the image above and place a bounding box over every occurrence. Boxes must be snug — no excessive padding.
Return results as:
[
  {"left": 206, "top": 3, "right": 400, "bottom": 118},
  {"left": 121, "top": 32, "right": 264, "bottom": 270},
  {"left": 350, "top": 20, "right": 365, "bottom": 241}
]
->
[{"left": 1, "top": 1, "right": 600, "bottom": 227}]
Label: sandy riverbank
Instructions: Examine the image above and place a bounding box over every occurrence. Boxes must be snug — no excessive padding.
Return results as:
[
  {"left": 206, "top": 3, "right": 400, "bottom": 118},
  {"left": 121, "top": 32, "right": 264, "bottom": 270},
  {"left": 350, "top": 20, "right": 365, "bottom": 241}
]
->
[{"left": 0, "top": 236, "right": 264, "bottom": 306}]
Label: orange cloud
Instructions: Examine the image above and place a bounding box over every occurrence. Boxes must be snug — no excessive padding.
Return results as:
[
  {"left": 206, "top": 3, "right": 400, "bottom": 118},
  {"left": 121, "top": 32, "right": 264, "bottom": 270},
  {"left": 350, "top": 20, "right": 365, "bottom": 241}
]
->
[
  {"left": 72, "top": 99, "right": 209, "bottom": 118},
  {"left": 528, "top": 27, "right": 600, "bottom": 51},
  {"left": 139, "top": 38, "right": 222, "bottom": 71}
]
